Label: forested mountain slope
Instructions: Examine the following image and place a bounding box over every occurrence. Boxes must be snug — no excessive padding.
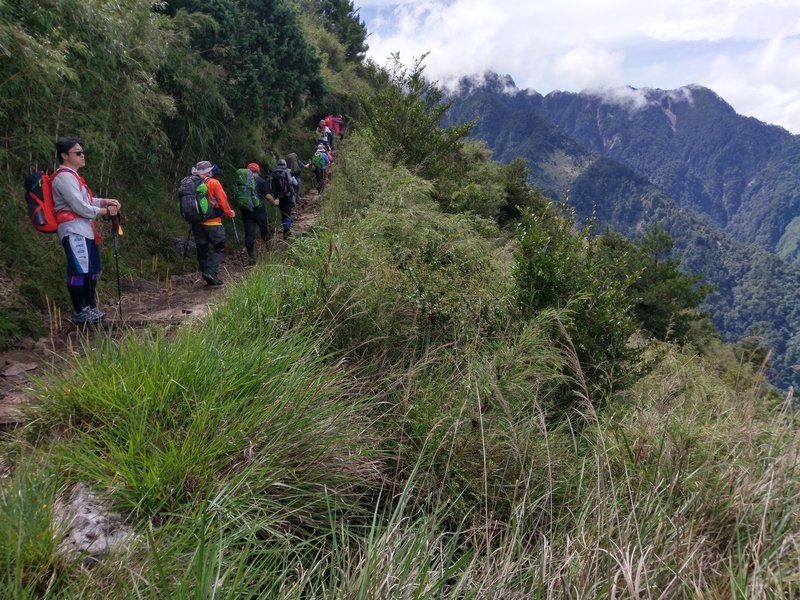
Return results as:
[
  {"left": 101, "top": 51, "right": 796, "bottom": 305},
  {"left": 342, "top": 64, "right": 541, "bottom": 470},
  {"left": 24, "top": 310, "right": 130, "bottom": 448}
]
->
[
  {"left": 537, "top": 86, "right": 800, "bottom": 256},
  {"left": 446, "top": 75, "right": 800, "bottom": 388},
  {"left": 565, "top": 157, "right": 800, "bottom": 387},
  {"left": 448, "top": 75, "right": 800, "bottom": 257}
]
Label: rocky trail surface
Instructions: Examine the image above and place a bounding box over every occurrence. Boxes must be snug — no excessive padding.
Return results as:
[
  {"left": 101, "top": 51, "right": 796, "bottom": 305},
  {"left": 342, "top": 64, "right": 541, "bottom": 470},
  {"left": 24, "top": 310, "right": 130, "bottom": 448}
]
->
[{"left": 0, "top": 190, "right": 322, "bottom": 426}]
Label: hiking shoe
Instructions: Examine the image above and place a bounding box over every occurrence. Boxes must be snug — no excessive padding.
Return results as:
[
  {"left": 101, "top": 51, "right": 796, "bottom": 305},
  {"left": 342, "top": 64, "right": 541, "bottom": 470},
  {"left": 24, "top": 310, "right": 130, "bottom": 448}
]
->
[
  {"left": 248, "top": 255, "right": 256, "bottom": 266},
  {"left": 283, "top": 230, "right": 291, "bottom": 240},
  {"left": 72, "top": 307, "right": 93, "bottom": 323},
  {"left": 202, "top": 272, "right": 223, "bottom": 286},
  {"left": 89, "top": 307, "right": 106, "bottom": 321}
]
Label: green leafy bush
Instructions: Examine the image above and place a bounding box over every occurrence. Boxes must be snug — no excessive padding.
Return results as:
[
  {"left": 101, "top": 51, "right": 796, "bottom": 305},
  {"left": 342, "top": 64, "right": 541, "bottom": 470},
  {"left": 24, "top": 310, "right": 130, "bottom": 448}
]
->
[
  {"left": 513, "top": 207, "right": 640, "bottom": 405},
  {"left": 359, "top": 54, "right": 474, "bottom": 181}
]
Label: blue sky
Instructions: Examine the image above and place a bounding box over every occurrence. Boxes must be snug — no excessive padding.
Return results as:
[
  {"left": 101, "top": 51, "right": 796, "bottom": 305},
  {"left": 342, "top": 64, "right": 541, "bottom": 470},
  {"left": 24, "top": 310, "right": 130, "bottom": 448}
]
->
[{"left": 357, "top": 0, "right": 800, "bottom": 133}]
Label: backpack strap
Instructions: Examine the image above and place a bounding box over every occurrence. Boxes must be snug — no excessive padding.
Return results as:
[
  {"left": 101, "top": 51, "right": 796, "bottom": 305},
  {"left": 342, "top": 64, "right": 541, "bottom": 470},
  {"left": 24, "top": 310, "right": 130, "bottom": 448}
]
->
[{"left": 52, "top": 167, "right": 102, "bottom": 242}]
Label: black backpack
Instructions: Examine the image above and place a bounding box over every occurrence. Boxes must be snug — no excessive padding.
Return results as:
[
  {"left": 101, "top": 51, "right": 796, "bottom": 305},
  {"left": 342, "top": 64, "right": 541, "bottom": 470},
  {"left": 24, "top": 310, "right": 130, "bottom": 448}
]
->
[
  {"left": 270, "top": 168, "right": 291, "bottom": 198},
  {"left": 177, "top": 174, "right": 212, "bottom": 223}
]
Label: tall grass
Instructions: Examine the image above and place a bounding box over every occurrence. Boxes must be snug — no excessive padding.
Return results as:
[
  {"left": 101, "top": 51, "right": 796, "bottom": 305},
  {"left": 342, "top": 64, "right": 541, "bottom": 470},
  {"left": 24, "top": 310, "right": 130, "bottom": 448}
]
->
[{"left": 0, "top": 463, "right": 63, "bottom": 598}]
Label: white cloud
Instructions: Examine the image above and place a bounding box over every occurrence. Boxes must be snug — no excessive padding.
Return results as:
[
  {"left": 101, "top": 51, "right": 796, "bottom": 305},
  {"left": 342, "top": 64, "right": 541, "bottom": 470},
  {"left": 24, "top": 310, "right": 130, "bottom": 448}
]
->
[
  {"left": 551, "top": 46, "right": 626, "bottom": 91},
  {"left": 363, "top": 0, "right": 800, "bottom": 132},
  {"left": 707, "top": 33, "right": 800, "bottom": 132}
]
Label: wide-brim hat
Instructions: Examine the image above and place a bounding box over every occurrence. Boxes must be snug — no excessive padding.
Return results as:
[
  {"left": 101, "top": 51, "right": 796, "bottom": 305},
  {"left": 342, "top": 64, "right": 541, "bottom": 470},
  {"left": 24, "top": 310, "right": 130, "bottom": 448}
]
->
[{"left": 192, "top": 160, "right": 213, "bottom": 176}]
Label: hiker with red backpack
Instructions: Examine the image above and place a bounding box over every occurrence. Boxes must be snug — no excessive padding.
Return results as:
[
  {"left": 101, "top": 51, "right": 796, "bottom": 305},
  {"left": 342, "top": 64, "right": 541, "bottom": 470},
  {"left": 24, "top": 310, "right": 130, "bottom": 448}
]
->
[
  {"left": 332, "top": 115, "right": 343, "bottom": 138},
  {"left": 51, "top": 136, "right": 121, "bottom": 324}
]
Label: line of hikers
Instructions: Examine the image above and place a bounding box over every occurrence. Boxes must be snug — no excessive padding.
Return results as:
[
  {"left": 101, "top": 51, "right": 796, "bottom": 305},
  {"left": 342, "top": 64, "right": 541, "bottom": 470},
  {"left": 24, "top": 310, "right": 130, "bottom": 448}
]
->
[
  {"left": 31, "top": 116, "right": 344, "bottom": 323},
  {"left": 179, "top": 156, "right": 301, "bottom": 285}
]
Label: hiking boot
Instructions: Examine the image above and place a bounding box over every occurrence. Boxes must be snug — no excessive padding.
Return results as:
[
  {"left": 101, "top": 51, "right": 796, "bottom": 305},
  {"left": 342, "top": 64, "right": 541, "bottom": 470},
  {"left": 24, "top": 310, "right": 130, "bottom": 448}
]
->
[
  {"left": 89, "top": 307, "right": 107, "bottom": 321},
  {"left": 72, "top": 307, "right": 93, "bottom": 323},
  {"left": 282, "top": 230, "right": 291, "bottom": 240},
  {"left": 202, "top": 272, "right": 223, "bottom": 286},
  {"left": 248, "top": 255, "right": 256, "bottom": 266}
]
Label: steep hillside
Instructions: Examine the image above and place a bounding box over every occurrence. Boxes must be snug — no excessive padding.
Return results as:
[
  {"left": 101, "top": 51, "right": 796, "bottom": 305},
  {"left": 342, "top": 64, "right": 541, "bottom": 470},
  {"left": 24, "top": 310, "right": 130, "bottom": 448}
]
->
[
  {"left": 444, "top": 74, "right": 590, "bottom": 199},
  {"left": 537, "top": 85, "right": 800, "bottom": 252},
  {"left": 447, "top": 76, "right": 800, "bottom": 388},
  {"left": 3, "top": 20, "right": 800, "bottom": 593}
]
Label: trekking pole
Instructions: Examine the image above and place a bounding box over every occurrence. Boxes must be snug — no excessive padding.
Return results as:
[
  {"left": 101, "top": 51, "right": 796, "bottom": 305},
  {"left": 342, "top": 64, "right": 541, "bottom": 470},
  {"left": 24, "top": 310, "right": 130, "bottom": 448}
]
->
[
  {"left": 180, "top": 225, "right": 192, "bottom": 271},
  {"left": 111, "top": 213, "right": 123, "bottom": 319},
  {"left": 231, "top": 216, "right": 246, "bottom": 268}
]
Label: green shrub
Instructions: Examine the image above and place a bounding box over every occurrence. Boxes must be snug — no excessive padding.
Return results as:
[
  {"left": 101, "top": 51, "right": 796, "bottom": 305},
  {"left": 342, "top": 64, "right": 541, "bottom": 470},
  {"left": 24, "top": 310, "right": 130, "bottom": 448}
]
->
[
  {"left": 513, "top": 208, "right": 640, "bottom": 406},
  {"left": 359, "top": 54, "right": 473, "bottom": 181},
  {"left": 294, "top": 137, "right": 512, "bottom": 364}
]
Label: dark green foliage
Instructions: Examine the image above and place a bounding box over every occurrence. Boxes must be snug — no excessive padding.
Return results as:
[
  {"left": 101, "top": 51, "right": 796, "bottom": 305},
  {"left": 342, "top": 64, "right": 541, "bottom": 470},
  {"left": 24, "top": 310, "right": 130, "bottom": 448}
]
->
[
  {"left": 591, "top": 226, "right": 713, "bottom": 345},
  {"left": 433, "top": 141, "right": 505, "bottom": 218},
  {"left": 307, "top": 0, "right": 369, "bottom": 63},
  {"left": 0, "top": 0, "right": 174, "bottom": 185},
  {"left": 497, "top": 158, "right": 550, "bottom": 222},
  {"left": 162, "top": 0, "right": 324, "bottom": 163},
  {"left": 432, "top": 141, "right": 549, "bottom": 222},
  {"left": 156, "top": 8, "right": 232, "bottom": 167},
  {"left": 628, "top": 224, "right": 713, "bottom": 342}
]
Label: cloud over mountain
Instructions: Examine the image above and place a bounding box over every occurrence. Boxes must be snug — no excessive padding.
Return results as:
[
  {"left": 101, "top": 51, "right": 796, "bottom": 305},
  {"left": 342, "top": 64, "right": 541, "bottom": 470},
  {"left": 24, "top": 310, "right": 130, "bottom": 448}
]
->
[{"left": 362, "top": 0, "right": 800, "bottom": 132}]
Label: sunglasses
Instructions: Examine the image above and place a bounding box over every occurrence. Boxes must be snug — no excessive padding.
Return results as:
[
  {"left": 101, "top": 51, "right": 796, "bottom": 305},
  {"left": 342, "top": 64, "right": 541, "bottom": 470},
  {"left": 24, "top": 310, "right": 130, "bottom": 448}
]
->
[{"left": 68, "top": 150, "right": 85, "bottom": 156}]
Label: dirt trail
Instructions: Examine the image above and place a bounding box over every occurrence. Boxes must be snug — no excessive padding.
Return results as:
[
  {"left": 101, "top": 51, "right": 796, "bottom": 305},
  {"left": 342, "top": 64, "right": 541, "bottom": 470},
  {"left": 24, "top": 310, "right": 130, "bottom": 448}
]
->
[{"left": 0, "top": 190, "right": 322, "bottom": 425}]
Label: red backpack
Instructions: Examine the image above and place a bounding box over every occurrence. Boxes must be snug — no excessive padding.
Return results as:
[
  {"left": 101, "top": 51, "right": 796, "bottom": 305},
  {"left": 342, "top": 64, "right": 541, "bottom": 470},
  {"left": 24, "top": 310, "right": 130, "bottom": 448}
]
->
[
  {"left": 24, "top": 171, "right": 58, "bottom": 233},
  {"left": 24, "top": 168, "right": 85, "bottom": 234}
]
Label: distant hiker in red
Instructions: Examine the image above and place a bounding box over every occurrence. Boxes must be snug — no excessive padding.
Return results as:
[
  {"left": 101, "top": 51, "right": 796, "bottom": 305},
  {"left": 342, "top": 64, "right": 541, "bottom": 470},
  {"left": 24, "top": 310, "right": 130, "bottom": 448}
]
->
[
  {"left": 191, "top": 160, "right": 235, "bottom": 286},
  {"left": 52, "top": 136, "right": 121, "bottom": 324},
  {"left": 332, "top": 114, "right": 343, "bottom": 137}
]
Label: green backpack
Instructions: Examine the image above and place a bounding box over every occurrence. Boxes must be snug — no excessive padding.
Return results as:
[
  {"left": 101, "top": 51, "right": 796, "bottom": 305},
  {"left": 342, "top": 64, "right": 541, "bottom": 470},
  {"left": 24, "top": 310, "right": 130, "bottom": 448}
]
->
[
  {"left": 312, "top": 152, "right": 326, "bottom": 170},
  {"left": 234, "top": 168, "right": 259, "bottom": 210}
]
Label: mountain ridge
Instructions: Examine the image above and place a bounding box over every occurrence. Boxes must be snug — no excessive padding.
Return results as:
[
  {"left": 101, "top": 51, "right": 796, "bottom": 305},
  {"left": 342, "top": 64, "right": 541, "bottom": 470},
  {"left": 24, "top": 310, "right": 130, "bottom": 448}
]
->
[{"left": 446, "top": 73, "right": 800, "bottom": 388}]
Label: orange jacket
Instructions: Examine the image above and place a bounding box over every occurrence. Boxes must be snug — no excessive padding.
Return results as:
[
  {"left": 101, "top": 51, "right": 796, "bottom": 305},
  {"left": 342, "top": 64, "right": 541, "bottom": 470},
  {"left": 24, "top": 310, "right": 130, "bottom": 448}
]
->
[{"left": 202, "top": 177, "right": 234, "bottom": 225}]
